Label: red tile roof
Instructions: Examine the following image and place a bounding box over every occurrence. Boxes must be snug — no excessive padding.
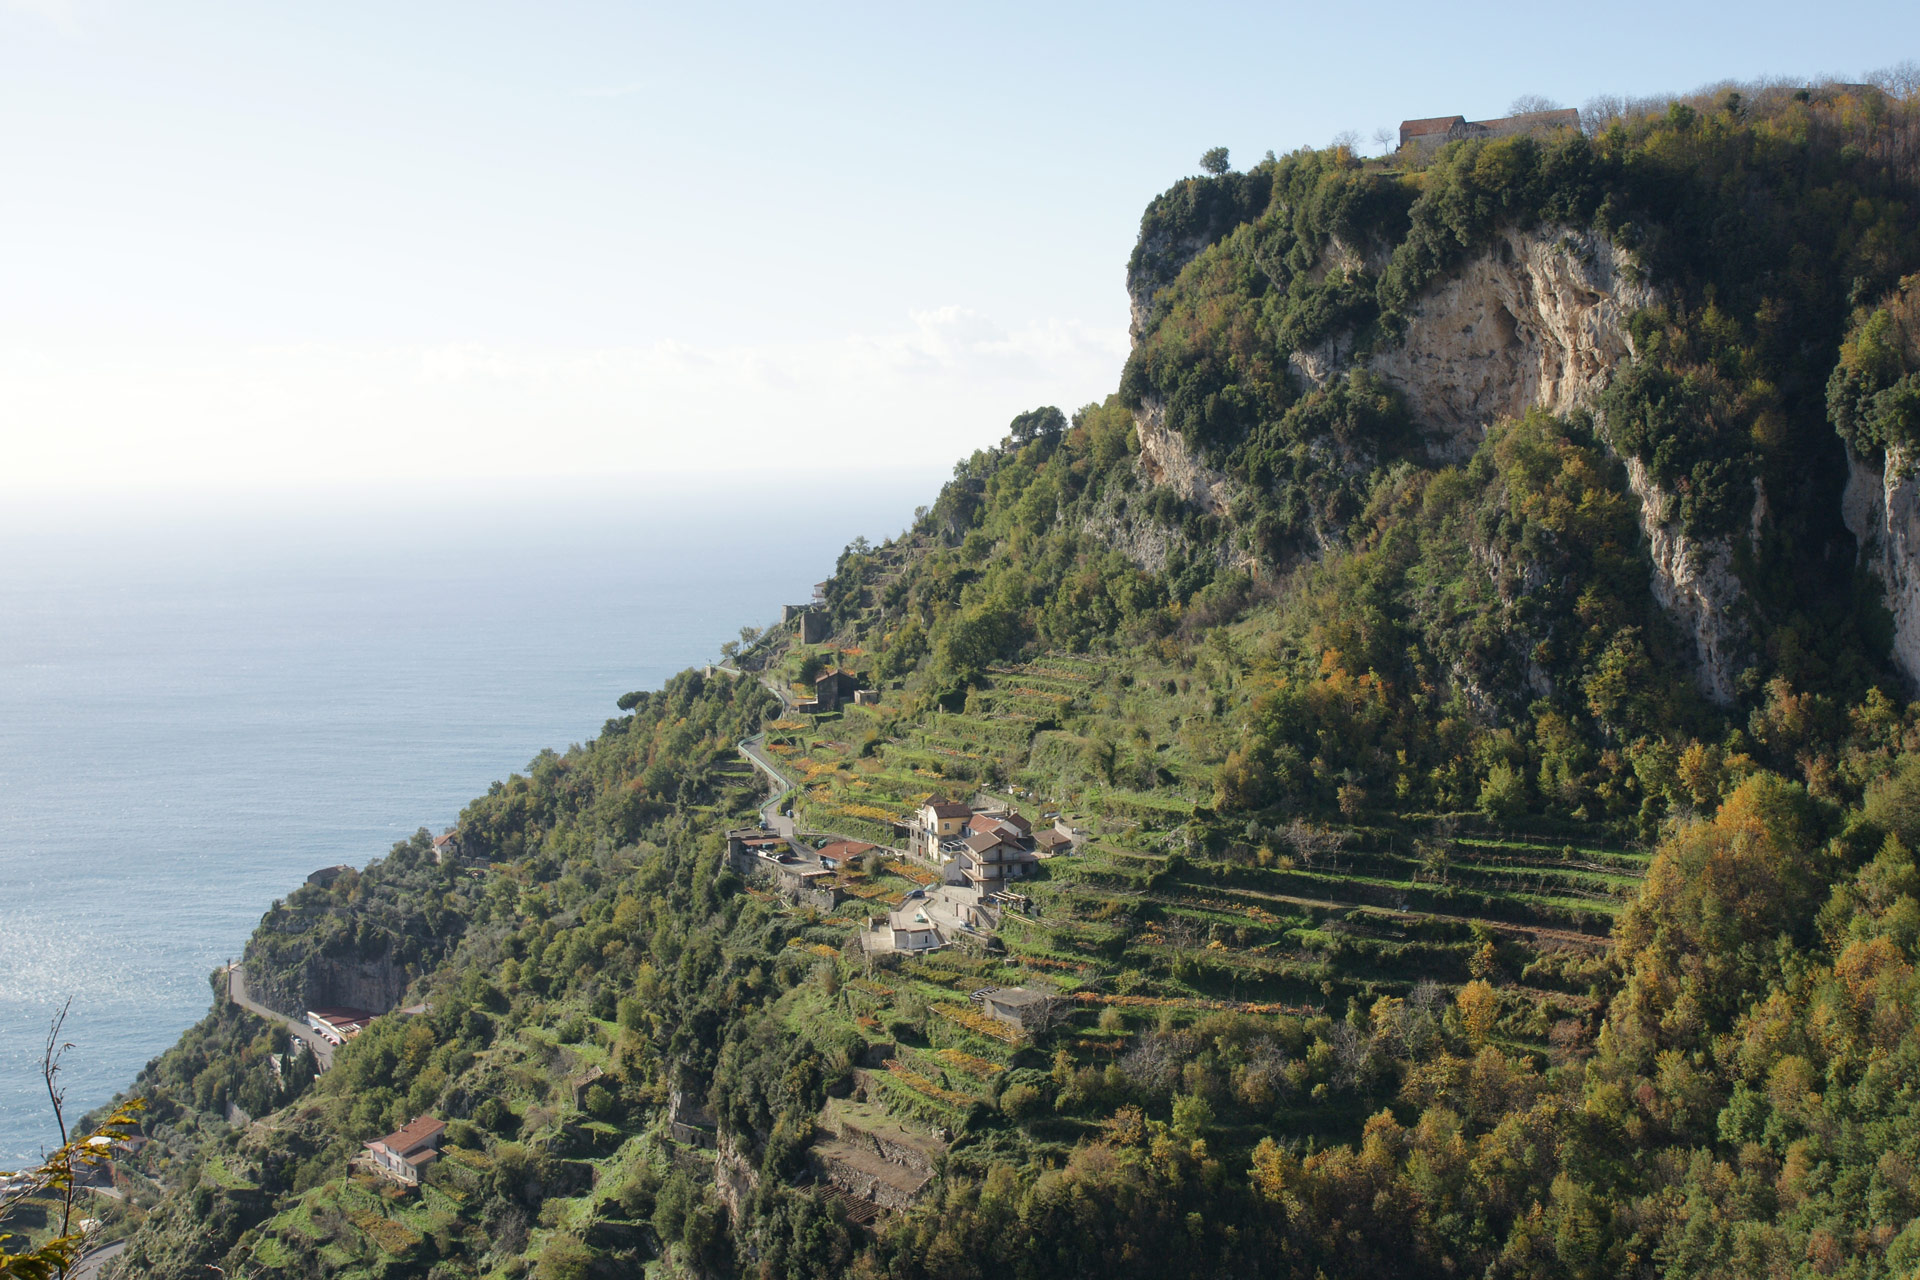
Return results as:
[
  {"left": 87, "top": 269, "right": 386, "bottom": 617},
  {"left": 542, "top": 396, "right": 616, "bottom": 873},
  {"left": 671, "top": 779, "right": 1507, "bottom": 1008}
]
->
[
  {"left": 371, "top": 1115, "right": 445, "bottom": 1157},
  {"left": 1399, "top": 115, "right": 1464, "bottom": 138}
]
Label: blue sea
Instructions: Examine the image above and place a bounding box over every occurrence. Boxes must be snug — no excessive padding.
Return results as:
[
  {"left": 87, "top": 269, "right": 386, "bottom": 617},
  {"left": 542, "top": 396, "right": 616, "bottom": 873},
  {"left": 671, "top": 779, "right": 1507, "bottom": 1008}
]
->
[{"left": 0, "top": 473, "right": 937, "bottom": 1166}]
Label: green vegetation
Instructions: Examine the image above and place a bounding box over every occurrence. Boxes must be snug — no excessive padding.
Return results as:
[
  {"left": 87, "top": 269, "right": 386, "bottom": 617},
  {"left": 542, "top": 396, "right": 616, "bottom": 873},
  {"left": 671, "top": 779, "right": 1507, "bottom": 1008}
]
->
[{"left": 87, "top": 73, "right": 1920, "bottom": 1280}]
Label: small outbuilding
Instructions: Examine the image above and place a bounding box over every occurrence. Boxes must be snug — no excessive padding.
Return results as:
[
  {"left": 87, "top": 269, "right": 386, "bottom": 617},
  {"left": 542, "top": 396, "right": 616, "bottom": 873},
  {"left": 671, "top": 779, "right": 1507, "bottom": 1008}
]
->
[{"left": 978, "top": 987, "right": 1058, "bottom": 1034}]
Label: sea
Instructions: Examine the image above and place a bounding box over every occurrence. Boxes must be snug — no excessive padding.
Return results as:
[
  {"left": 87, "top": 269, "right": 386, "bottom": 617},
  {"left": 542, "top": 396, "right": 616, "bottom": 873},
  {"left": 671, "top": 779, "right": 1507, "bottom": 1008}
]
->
[{"left": 0, "top": 472, "right": 939, "bottom": 1167}]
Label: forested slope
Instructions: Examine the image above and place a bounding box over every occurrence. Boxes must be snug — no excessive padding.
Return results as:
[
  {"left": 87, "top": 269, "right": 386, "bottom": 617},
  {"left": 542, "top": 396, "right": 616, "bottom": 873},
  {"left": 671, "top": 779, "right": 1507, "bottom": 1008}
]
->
[{"left": 49, "top": 73, "right": 1920, "bottom": 1280}]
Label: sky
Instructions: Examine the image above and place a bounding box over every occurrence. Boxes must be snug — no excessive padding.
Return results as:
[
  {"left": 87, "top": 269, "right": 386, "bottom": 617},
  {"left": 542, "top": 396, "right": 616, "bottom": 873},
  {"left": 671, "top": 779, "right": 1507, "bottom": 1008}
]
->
[{"left": 2, "top": 0, "right": 1917, "bottom": 495}]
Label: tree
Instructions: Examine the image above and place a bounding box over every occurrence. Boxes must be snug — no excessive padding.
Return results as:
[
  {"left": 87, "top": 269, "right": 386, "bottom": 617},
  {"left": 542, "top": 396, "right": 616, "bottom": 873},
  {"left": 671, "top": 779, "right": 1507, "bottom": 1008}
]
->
[
  {"left": 1007, "top": 406, "right": 1066, "bottom": 446},
  {"left": 1, "top": 1004, "right": 144, "bottom": 1279},
  {"left": 1509, "top": 94, "right": 1564, "bottom": 115},
  {"left": 1283, "top": 818, "right": 1345, "bottom": 870},
  {"left": 1199, "top": 146, "right": 1230, "bottom": 176}
]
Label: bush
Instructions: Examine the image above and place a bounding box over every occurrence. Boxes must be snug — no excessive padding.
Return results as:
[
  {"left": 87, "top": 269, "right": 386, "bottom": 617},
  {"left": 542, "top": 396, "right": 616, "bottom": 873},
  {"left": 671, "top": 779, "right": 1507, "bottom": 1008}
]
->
[
  {"left": 1000, "top": 1083, "right": 1043, "bottom": 1120},
  {"left": 473, "top": 1098, "right": 517, "bottom": 1134}
]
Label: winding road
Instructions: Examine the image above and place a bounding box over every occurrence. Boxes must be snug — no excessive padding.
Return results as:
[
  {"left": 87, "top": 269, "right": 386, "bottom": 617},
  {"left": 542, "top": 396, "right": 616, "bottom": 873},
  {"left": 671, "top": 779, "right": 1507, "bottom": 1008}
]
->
[
  {"left": 66, "top": 1240, "right": 124, "bottom": 1280},
  {"left": 738, "top": 735, "right": 798, "bottom": 836},
  {"left": 225, "top": 964, "right": 334, "bottom": 1071}
]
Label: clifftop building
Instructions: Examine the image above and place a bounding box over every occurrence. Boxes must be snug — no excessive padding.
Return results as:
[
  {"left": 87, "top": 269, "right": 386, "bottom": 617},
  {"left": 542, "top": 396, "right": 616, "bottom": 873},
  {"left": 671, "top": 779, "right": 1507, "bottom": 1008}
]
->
[{"left": 1399, "top": 108, "right": 1580, "bottom": 153}]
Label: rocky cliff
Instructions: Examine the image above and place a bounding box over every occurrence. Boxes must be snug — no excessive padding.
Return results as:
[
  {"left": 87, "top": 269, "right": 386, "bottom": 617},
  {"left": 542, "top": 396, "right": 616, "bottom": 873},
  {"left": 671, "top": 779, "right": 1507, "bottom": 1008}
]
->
[
  {"left": 1127, "top": 216, "right": 1757, "bottom": 702},
  {"left": 1845, "top": 445, "right": 1920, "bottom": 687},
  {"left": 1355, "top": 226, "right": 1655, "bottom": 459}
]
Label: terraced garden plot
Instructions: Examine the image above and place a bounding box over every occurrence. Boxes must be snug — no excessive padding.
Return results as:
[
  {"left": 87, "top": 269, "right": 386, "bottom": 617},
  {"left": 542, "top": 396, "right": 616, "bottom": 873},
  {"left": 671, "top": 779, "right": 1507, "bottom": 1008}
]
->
[{"left": 1329, "top": 846, "right": 1642, "bottom": 901}]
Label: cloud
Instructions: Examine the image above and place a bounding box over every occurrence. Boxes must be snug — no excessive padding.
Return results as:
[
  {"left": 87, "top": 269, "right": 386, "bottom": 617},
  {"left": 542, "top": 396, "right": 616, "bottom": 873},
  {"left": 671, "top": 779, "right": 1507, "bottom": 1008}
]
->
[{"left": 0, "top": 309, "right": 1129, "bottom": 494}]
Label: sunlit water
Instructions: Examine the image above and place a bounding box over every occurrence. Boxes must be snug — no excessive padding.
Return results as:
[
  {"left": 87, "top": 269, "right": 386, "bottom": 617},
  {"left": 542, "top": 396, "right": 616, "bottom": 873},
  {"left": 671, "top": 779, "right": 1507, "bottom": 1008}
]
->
[{"left": 0, "top": 475, "right": 934, "bottom": 1165}]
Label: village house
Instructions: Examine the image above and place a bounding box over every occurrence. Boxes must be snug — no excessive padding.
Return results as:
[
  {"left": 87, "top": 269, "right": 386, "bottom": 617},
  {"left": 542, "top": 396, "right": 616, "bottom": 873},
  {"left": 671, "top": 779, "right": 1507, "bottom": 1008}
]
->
[
  {"left": 430, "top": 830, "right": 461, "bottom": 864},
  {"left": 364, "top": 1115, "right": 445, "bottom": 1184},
  {"left": 943, "top": 816, "right": 1039, "bottom": 890},
  {"left": 725, "top": 826, "right": 841, "bottom": 909},
  {"left": 1033, "top": 828, "right": 1073, "bottom": 857},
  {"left": 306, "top": 864, "right": 354, "bottom": 888},
  {"left": 726, "top": 827, "right": 793, "bottom": 876},
  {"left": 1399, "top": 108, "right": 1581, "bottom": 153},
  {"left": 866, "top": 901, "right": 943, "bottom": 953},
  {"left": 907, "top": 800, "right": 972, "bottom": 861},
  {"left": 860, "top": 883, "right": 998, "bottom": 954},
  {"left": 815, "top": 838, "right": 877, "bottom": 870},
  {"left": 306, "top": 1007, "right": 374, "bottom": 1045},
  {"left": 1036, "top": 815, "right": 1089, "bottom": 857}
]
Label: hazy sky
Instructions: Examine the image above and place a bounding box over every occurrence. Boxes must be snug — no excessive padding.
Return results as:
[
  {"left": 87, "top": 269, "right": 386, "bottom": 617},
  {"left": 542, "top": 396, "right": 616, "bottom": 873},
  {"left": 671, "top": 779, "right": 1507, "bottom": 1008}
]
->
[{"left": 3, "top": 1, "right": 1916, "bottom": 494}]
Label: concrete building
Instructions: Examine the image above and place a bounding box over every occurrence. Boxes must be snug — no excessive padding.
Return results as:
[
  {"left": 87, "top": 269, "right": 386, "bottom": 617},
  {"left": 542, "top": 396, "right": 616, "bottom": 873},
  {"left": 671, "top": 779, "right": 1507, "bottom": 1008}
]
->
[
  {"left": 306, "top": 1007, "right": 374, "bottom": 1045},
  {"left": 908, "top": 800, "right": 971, "bottom": 861},
  {"left": 945, "top": 828, "right": 1038, "bottom": 891},
  {"left": 860, "top": 883, "right": 998, "bottom": 954}
]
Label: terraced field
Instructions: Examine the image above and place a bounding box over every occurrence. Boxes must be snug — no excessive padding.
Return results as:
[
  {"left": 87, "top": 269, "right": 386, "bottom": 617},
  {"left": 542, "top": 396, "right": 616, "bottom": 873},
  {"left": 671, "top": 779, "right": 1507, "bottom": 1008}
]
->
[{"left": 742, "top": 651, "right": 1642, "bottom": 1090}]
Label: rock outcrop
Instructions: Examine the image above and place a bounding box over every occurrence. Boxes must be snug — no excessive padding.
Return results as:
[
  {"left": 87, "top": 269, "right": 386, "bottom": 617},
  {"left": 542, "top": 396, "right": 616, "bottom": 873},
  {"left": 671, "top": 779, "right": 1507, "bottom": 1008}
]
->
[
  {"left": 1294, "top": 224, "right": 1755, "bottom": 701},
  {"left": 1624, "top": 459, "right": 1747, "bottom": 704},
  {"left": 1133, "top": 398, "right": 1236, "bottom": 518},
  {"left": 246, "top": 948, "right": 412, "bottom": 1020},
  {"left": 1843, "top": 445, "right": 1920, "bottom": 687},
  {"left": 1126, "top": 216, "right": 1764, "bottom": 700},
  {"left": 1295, "top": 225, "right": 1657, "bottom": 461}
]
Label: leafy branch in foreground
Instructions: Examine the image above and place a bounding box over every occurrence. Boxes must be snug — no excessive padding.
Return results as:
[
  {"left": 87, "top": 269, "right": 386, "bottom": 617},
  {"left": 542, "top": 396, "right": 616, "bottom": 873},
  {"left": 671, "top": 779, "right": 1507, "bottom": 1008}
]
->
[{"left": 0, "top": 1001, "right": 144, "bottom": 1279}]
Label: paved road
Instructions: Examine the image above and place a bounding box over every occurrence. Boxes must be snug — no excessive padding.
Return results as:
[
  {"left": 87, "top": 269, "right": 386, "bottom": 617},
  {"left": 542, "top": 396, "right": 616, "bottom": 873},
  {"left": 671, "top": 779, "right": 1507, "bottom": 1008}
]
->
[
  {"left": 738, "top": 736, "right": 797, "bottom": 837},
  {"left": 226, "top": 964, "right": 334, "bottom": 1071},
  {"left": 67, "top": 1240, "right": 124, "bottom": 1280},
  {"left": 756, "top": 671, "right": 798, "bottom": 712}
]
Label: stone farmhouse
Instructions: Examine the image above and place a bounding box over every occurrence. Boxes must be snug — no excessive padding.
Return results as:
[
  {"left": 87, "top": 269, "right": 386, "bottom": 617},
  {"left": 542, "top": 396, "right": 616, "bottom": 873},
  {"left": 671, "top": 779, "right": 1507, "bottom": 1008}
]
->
[{"left": 1399, "top": 107, "right": 1580, "bottom": 153}]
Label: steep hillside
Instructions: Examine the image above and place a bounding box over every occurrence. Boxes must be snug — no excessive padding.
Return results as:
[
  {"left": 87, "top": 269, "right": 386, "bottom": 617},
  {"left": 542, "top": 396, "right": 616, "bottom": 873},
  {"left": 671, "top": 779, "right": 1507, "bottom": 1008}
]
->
[{"left": 32, "top": 74, "right": 1920, "bottom": 1280}]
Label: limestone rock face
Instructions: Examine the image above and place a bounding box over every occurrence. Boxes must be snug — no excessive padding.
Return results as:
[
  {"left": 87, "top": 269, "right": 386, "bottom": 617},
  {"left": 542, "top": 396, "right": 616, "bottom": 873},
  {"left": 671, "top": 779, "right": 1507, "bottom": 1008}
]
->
[
  {"left": 1286, "top": 224, "right": 1756, "bottom": 700},
  {"left": 1127, "top": 218, "right": 1761, "bottom": 700},
  {"left": 1134, "top": 397, "right": 1234, "bottom": 517},
  {"left": 1624, "top": 459, "right": 1746, "bottom": 705},
  {"left": 1294, "top": 225, "right": 1659, "bottom": 460},
  {"left": 242, "top": 947, "right": 411, "bottom": 1019},
  {"left": 1843, "top": 445, "right": 1920, "bottom": 687},
  {"left": 1090, "top": 399, "right": 1255, "bottom": 575}
]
